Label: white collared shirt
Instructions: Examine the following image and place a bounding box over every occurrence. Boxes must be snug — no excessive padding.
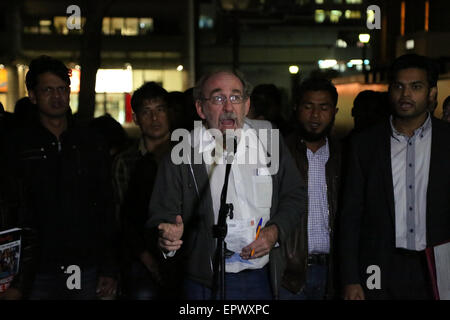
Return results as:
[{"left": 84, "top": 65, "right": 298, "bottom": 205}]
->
[
  {"left": 200, "top": 123, "right": 272, "bottom": 273},
  {"left": 390, "top": 114, "right": 432, "bottom": 251}
]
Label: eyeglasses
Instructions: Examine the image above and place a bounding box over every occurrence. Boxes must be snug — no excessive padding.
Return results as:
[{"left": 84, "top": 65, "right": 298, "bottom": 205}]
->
[{"left": 203, "top": 94, "right": 246, "bottom": 105}]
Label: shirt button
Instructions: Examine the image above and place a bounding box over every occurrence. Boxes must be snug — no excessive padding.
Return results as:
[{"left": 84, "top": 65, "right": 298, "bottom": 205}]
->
[
  {"left": 409, "top": 163, "right": 412, "bottom": 167},
  {"left": 409, "top": 185, "right": 413, "bottom": 189},
  {"left": 410, "top": 229, "right": 414, "bottom": 233},
  {"left": 409, "top": 207, "right": 413, "bottom": 211}
]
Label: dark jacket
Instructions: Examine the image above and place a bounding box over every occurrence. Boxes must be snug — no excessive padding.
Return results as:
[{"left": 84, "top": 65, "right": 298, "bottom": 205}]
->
[
  {"left": 0, "top": 168, "right": 38, "bottom": 297},
  {"left": 339, "top": 117, "right": 450, "bottom": 299},
  {"left": 147, "top": 119, "right": 307, "bottom": 299},
  {"left": 2, "top": 116, "right": 118, "bottom": 278},
  {"left": 282, "top": 132, "right": 342, "bottom": 298}
]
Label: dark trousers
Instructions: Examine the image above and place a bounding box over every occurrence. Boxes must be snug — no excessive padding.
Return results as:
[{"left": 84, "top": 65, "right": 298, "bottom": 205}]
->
[
  {"left": 183, "top": 266, "right": 273, "bottom": 300},
  {"left": 279, "top": 264, "right": 328, "bottom": 300}
]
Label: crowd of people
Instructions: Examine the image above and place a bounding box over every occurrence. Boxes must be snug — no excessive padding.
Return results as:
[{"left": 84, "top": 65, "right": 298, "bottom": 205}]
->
[{"left": 0, "top": 53, "right": 449, "bottom": 300}]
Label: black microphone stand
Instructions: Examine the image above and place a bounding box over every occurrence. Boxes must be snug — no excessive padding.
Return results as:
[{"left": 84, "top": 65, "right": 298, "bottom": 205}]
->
[{"left": 212, "top": 137, "right": 236, "bottom": 300}]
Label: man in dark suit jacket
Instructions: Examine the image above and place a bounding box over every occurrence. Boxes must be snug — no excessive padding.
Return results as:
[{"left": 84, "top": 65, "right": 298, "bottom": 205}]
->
[{"left": 340, "top": 54, "right": 450, "bottom": 300}]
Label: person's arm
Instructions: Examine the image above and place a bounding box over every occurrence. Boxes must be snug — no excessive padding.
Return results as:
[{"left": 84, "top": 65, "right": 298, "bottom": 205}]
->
[
  {"left": 339, "top": 136, "right": 366, "bottom": 295},
  {"left": 146, "top": 152, "right": 185, "bottom": 256}
]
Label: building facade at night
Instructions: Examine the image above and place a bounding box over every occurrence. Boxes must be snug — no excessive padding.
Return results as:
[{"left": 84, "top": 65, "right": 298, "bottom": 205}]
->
[{"left": 0, "top": 0, "right": 449, "bottom": 126}]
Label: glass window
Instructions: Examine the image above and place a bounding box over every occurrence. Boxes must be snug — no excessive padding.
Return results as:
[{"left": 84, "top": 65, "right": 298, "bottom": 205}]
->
[
  {"left": 367, "top": 9, "right": 375, "bottom": 25},
  {"left": 199, "top": 15, "right": 214, "bottom": 29},
  {"left": 315, "top": 0, "right": 324, "bottom": 4},
  {"left": 39, "top": 19, "right": 52, "bottom": 34},
  {"left": 54, "top": 17, "right": 68, "bottom": 35},
  {"left": 330, "top": 10, "right": 342, "bottom": 23},
  {"left": 345, "top": 10, "right": 361, "bottom": 19},
  {"left": 315, "top": 10, "right": 326, "bottom": 23},
  {"left": 345, "top": 0, "right": 362, "bottom": 3},
  {"left": 24, "top": 26, "right": 39, "bottom": 34},
  {"left": 102, "top": 17, "right": 111, "bottom": 35},
  {"left": 139, "top": 18, "right": 154, "bottom": 34},
  {"left": 111, "top": 18, "right": 124, "bottom": 35},
  {"left": 123, "top": 18, "right": 138, "bottom": 36}
]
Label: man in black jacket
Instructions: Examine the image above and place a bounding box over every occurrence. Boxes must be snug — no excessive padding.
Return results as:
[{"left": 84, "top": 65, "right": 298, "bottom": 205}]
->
[
  {"left": 340, "top": 54, "right": 450, "bottom": 299},
  {"left": 3, "top": 55, "right": 118, "bottom": 299},
  {"left": 280, "top": 78, "right": 341, "bottom": 300}
]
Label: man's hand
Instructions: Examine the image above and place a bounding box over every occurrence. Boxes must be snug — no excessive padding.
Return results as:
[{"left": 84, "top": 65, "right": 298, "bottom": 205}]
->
[
  {"left": 240, "top": 224, "right": 278, "bottom": 259},
  {"left": 343, "top": 284, "right": 365, "bottom": 300},
  {"left": 96, "top": 276, "right": 117, "bottom": 299},
  {"left": 140, "top": 250, "right": 163, "bottom": 286},
  {"left": 158, "top": 215, "right": 184, "bottom": 252}
]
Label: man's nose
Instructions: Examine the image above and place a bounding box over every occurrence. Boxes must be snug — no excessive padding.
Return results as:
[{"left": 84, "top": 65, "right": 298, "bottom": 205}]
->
[
  {"left": 401, "top": 86, "right": 412, "bottom": 98},
  {"left": 310, "top": 106, "right": 320, "bottom": 118},
  {"left": 223, "top": 98, "right": 233, "bottom": 112}
]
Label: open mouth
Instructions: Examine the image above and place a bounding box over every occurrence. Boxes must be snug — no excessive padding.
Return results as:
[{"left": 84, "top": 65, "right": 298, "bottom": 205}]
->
[
  {"left": 398, "top": 101, "right": 414, "bottom": 110},
  {"left": 220, "top": 119, "right": 236, "bottom": 127},
  {"left": 309, "top": 122, "right": 321, "bottom": 130}
]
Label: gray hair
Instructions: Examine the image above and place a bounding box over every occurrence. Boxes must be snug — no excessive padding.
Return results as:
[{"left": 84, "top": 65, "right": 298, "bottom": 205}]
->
[{"left": 193, "top": 69, "right": 253, "bottom": 102}]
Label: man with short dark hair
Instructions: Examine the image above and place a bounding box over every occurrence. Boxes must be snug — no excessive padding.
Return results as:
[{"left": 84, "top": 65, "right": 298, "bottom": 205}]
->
[
  {"left": 340, "top": 54, "right": 450, "bottom": 300},
  {"left": 3, "top": 55, "right": 118, "bottom": 300},
  {"left": 112, "top": 81, "right": 174, "bottom": 299},
  {"left": 147, "top": 70, "right": 306, "bottom": 300},
  {"left": 280, "top": 78, "right": 341, "bottom": 300}
]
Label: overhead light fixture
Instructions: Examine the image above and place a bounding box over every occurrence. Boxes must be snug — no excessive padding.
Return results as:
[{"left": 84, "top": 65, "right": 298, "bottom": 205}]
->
[
  {"left": 289, "top": 65, "right": 299, "bottom": 74},
  {"left": 358, "top": 33, "right": 371, "bottom": 44},
  {"left": 318, "top": 60, "right": 337, "bottom": 69},
  {"left": 349, "top": 59, "right": 363, "bottom": 65},
  {"left": 177, "top": 65, "right": 184, "bottom": 72},
  {"left": 406, "top": 39, "right": 415, "bottom": 50}
]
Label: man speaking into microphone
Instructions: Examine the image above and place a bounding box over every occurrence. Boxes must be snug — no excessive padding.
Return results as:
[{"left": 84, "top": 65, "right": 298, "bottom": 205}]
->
[{"left": 146, "top": 70, "right": 306, "bottom": 300}]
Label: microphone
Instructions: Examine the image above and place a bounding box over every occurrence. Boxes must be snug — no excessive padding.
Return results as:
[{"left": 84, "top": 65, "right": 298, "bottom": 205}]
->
[{"left": 224, "top": 134, "right": 237, "bottom": 164}]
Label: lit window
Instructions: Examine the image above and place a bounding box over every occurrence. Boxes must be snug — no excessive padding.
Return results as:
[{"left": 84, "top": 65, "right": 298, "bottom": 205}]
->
[
  {"left": 345, "top": 0, "right": 362, "bottom": 3},
  {"left": 54, "top": 17, "right": 68, "bottom": 35},
  {"left": 315, "top": 10, "right": 326, "bottom": 23},
  {"left": 367, "top": 9, "right": 375, "bottom": 25},
  {"left": 315, "top": 0, "right": 324, "bottom": 4},
  {"left": 330, "top": 10, "right": 342, "bottom": 23},
  {"left": 123, "top": 18, "right": 138, "bottom": 36},
  {"left": 39, "top": 19, "right": 52, "bottom": 34},
  {"left": 336, "top": 39, "right": 347, "bottom": 48},
  {"left": 345, "top": 10, "right": 361, "bottom": 19},
  {"left": 406, "top": 39, "right": 415, "bottom": 50},
  {"left": 24, "top": 26, "right": 40, "bottom": 34},
  {"left": 199, "top": 15, "right": 214, "bottom": 29},
  {"left": 102, "top": 17, "right": 111, "bottom": 35},
  {"left": 111, "top": 18, "right": 124, "bottom": 35},
  {"left": 139, "top": 18, "right": 154, "bottom": 34}
]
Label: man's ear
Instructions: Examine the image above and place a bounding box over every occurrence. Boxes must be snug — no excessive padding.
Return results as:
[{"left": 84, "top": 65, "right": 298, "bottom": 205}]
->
[
  {"left": 428, "top": 87, "right": 437, "bottom": 104},
  {"left": 244, "top": 96, "right": 251, "bottom": 117},
  {"left": 335, "top": 107, "right": 339, "bottom": 116},
  {"left": 132, "top": 113, "right": 139, "bottom": 126},
  {"left": 195, "top": 100, "right": 206, "bottom": 120},
  {"left": 28, "top": 90, "right": 37, "bottom": 105}
]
